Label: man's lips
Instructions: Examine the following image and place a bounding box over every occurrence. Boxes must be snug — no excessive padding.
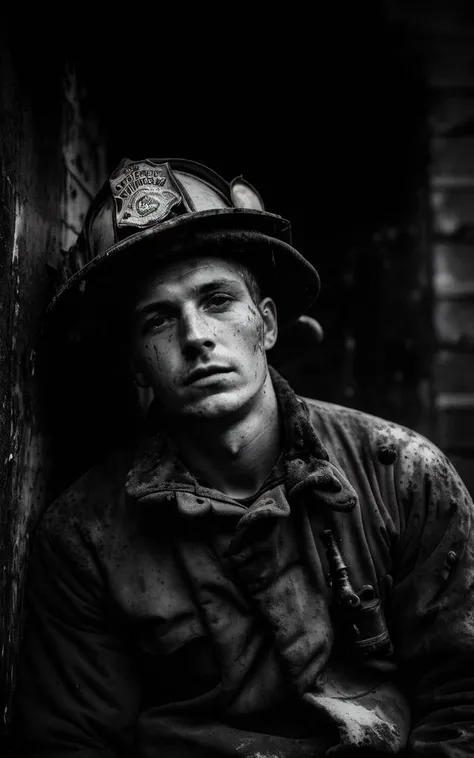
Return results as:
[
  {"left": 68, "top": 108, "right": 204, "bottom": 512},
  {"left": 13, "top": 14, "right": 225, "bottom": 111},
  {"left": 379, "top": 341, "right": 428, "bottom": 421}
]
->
[{"left": 184, "top": 366, "right": 233, "bottom": 386}]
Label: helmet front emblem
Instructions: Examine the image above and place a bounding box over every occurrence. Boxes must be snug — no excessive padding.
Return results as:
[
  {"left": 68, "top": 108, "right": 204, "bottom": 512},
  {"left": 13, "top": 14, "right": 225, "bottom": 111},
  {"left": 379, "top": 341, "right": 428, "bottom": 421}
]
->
[{"left": 110, "top": 161, "right": 182, "bottom": 228}]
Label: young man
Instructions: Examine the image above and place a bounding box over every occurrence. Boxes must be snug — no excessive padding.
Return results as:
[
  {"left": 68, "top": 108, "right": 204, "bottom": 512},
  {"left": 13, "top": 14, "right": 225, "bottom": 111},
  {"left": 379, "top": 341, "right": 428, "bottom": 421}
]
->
[{"left": 12, "top": 158, "right": 474, "bottom": 757}]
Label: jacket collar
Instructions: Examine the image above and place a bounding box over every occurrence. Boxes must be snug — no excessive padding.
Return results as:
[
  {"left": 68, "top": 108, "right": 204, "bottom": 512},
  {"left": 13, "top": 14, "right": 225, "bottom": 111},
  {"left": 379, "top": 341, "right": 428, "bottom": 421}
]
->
[{"left": 125, "top": 368, "right": 358, "bottom": 515}]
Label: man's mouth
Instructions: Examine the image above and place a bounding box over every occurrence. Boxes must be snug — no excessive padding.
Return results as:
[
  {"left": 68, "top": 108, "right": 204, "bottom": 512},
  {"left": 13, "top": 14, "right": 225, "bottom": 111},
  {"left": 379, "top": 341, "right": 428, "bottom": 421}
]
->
[{"left": 184, "top": 366, "right": 233, "bottom": 386}]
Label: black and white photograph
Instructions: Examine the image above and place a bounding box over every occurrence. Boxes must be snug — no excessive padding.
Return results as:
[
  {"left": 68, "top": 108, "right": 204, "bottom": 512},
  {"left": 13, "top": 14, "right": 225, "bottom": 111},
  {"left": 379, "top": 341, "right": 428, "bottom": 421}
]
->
[{"left": 2, "top": 4, "right": 474, "bottom": 755}]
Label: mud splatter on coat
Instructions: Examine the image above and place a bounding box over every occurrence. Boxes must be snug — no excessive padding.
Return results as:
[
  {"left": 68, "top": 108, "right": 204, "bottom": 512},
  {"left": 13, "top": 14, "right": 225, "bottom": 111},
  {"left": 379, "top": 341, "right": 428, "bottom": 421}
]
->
[{"left": 12, "top": 371, "right": 474, "bottom": 757}]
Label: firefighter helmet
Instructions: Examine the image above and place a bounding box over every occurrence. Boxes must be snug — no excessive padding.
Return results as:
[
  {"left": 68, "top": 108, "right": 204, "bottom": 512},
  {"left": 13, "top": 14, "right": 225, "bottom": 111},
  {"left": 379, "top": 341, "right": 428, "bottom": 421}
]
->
[{"left": 47, "top": 157, "right": 320, "bottom": 327}]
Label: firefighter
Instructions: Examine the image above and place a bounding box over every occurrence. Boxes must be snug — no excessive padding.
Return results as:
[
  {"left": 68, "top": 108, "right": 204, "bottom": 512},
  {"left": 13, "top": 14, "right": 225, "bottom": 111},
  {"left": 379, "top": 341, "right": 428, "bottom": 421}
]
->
[{"left": 12, "top": 158, "right": 474, "bottom": 757}]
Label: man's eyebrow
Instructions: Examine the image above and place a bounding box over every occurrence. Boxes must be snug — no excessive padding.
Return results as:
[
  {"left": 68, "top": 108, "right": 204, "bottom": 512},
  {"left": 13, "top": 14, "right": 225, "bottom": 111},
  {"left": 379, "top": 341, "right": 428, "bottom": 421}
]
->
[
  {"left": 134, "top": 277, "right": 245, "bottom": 316},
  {"left": 197, "top": 278, "right": 245, "bottom": 295}
]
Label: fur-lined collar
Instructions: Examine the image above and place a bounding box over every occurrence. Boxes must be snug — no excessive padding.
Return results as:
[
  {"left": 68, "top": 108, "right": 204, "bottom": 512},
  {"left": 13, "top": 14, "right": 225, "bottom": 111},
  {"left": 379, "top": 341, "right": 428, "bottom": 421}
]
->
[{"left": 125, "top": 367, "right": 358, "bottom": 515}]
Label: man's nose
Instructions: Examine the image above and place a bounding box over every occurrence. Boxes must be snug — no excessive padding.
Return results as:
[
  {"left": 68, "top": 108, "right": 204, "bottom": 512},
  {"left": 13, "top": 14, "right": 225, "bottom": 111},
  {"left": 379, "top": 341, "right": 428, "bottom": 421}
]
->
[{"left": 180, "top": 308, "right": 215, "bottom": 356}]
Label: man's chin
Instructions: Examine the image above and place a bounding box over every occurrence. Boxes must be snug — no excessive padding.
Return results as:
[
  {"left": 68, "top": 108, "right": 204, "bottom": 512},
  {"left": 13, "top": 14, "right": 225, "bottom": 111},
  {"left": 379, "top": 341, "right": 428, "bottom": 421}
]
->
[{"left": 179, "top": 391, "right": 246, "bottom": 421}]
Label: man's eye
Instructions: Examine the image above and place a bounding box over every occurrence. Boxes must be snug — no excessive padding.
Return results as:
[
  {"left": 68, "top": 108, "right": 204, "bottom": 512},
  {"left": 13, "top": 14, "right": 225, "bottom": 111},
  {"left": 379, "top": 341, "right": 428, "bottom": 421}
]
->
[
  {"left": 206, "top": 294, "right": 234, "bottom": 309},
  {"left": 142, "top": 314, "right": 171, "bottom": 333}
]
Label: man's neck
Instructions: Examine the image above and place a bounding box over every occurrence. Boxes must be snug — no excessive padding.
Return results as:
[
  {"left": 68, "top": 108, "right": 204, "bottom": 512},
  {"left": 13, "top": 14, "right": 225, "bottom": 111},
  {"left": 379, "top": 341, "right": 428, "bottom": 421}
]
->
[{"left": 171, "top": 373, "right": 282, "bottom": 500}]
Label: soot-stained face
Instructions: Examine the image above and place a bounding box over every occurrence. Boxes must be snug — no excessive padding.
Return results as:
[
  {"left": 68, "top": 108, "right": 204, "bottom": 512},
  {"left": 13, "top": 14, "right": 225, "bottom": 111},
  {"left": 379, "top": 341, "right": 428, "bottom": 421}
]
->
[{"left": 130, "top": 255, "right": 278, "bottom": 421}]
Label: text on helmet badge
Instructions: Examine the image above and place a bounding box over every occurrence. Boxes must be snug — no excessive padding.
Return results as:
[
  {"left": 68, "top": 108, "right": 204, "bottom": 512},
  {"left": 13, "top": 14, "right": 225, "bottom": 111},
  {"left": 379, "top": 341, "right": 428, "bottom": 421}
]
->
[{"left": 110, "top": 160, "right": 182, "bottom": 228}]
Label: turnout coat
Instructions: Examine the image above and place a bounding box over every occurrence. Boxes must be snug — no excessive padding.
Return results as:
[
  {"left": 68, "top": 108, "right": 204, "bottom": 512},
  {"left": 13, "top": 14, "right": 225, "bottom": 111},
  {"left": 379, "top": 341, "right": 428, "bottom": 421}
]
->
[{"left": 12, "top": 371, "right": 474, "bottom": 757}]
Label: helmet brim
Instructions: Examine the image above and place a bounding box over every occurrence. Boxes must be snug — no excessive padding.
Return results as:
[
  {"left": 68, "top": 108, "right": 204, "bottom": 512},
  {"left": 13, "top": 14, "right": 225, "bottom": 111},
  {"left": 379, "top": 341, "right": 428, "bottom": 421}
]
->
[{"left": 46, "top": 208, "right": 320, "bottom": 328}]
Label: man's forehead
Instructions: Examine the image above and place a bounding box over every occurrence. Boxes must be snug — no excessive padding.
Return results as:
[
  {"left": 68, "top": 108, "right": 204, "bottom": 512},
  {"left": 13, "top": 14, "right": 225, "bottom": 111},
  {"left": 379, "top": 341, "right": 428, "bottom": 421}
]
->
[{"left": 135, "top": 255, "right": 247, "bottom": 294}]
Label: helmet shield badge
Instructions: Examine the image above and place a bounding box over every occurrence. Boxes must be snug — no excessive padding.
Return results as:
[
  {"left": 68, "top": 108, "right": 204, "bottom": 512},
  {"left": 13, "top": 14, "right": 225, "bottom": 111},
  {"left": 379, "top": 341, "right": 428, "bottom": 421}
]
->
[{"left": 110, "top": 160, "right": 183, "bottom": 228}]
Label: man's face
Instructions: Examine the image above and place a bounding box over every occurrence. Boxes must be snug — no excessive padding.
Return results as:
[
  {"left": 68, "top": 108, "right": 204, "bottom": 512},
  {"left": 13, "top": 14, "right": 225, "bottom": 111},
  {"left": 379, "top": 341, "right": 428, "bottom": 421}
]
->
[{"left": 130, "top": 255, "right": 278, "bottom": 421}]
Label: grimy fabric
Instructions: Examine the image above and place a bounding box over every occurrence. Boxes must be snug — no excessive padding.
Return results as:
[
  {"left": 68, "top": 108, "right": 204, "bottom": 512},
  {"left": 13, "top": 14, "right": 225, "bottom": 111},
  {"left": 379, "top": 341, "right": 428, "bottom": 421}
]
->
[{"left": 12, "top": 371, "right": 474, "bottom": 757}]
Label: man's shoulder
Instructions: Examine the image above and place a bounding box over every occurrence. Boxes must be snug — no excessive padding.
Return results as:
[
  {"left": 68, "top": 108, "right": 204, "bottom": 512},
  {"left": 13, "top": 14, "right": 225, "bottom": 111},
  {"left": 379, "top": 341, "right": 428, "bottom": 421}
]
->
[
  {"left": 299, "top": 397, "right": 474, "bottom": 518},
  {"left": 38, "top": 447, "right": 134, "bottom": 542},
  {"left": 300, "top": 395, "right": 448, "bottom": 474},
  {"left": 301, "top": 394, "right": 421, "bottom": 442}
]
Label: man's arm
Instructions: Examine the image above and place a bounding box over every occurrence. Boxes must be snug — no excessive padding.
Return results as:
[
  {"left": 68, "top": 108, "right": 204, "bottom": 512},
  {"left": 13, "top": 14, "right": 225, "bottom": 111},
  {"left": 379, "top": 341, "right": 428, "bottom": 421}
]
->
[
  {"left": 390, "top": 438, "right": 474, "bottom": 756},
  {"left": 11, "top": 514, "right": 141, "bottom": 758}
]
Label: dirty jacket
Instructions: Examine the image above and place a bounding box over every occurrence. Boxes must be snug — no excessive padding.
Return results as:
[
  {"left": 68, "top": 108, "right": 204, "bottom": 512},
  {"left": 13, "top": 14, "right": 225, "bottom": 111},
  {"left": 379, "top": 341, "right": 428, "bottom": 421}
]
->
[{"left": 12, "top": 370, "right": 474, "bottom": 757}]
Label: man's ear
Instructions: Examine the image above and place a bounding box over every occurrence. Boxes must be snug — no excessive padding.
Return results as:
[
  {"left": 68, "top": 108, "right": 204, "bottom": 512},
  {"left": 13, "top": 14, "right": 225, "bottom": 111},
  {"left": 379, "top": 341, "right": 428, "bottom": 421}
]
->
[
  {"left": 129, "top": 359, "right": 154, "bottom": 416},
  {"left": 259, "top": 297, "right": 278, "bottom": 350},
  {"left": 130, "top": 358, "right": 151, "bottom": 389}
]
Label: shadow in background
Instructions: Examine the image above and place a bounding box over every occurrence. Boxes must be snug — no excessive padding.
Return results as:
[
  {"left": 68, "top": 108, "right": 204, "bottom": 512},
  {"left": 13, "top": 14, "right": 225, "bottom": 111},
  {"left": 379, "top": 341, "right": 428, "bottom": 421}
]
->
[{"left": 30, "top": 4, "right": 431, "bottom": 496}]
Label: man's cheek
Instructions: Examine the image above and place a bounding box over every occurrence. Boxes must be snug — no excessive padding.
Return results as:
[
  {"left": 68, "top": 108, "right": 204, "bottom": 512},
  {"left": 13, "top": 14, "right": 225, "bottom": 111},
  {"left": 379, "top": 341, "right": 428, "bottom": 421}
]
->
[
  {"left": 246, "top": 316, "right": 266, "bottom": 355},
  {"left": 142, "top": 343, "right": 160, "bottom": 372},
  {"left": 140, "top": 341, "right": 171, "bottom": 387},
  {"left": 237, "top": 307, "right": 265, "bottom": 343}
]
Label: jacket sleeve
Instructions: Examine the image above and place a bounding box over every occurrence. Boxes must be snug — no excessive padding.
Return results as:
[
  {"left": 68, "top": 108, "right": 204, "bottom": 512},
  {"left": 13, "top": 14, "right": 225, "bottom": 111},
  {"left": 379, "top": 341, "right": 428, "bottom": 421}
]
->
[
  {"left": 11, "top": 511, "right": 141, "bottom": 758},
  {"left": 390, "top": 436, "right": 474, "bottom": 756}
]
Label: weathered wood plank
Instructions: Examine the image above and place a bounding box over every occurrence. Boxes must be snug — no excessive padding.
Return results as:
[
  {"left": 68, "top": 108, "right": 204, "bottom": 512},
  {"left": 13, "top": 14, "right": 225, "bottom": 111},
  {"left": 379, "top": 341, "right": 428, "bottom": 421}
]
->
[
  {"left": 432, "top": 138, "right": 474, "bottom": 187},
  {"left": 432, "top": 190, "right": 474, "bottom": 240},
  {"left": 434, "top": 300, "right": 474, "bottom": 345},
  {"left": 434, "top": 242, "right": 474, "bottom": 296},
  {"left": 0, "top": 35, "right": 106, "bottom": 740},
  {"left": 430, "top": 91, "right": 474, "bottom": 136},
  {"left": 437, "top": 407, "right": 474, "bottom": 450},
  {"left": 434, "top": 350, "right": 474, "bottom": 393},
  {"left": 0, "top": 39, "right": 64, "bottom": 735}
]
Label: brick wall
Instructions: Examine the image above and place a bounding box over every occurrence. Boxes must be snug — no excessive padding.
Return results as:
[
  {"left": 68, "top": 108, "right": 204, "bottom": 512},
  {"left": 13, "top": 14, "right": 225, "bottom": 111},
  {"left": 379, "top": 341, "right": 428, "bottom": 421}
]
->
[
  {"left": 382, "top": 0, "right": 474, "bottom": 496},
  {"left": 428, "top": 22, "right": 474, "bottom": 494}
]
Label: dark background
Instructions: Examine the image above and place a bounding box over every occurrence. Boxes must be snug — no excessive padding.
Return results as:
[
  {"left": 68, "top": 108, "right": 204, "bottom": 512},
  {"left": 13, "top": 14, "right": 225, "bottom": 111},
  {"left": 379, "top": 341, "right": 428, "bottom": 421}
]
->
[{"left": 42, "top": 3, "right": 432, "bottom": 482}]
